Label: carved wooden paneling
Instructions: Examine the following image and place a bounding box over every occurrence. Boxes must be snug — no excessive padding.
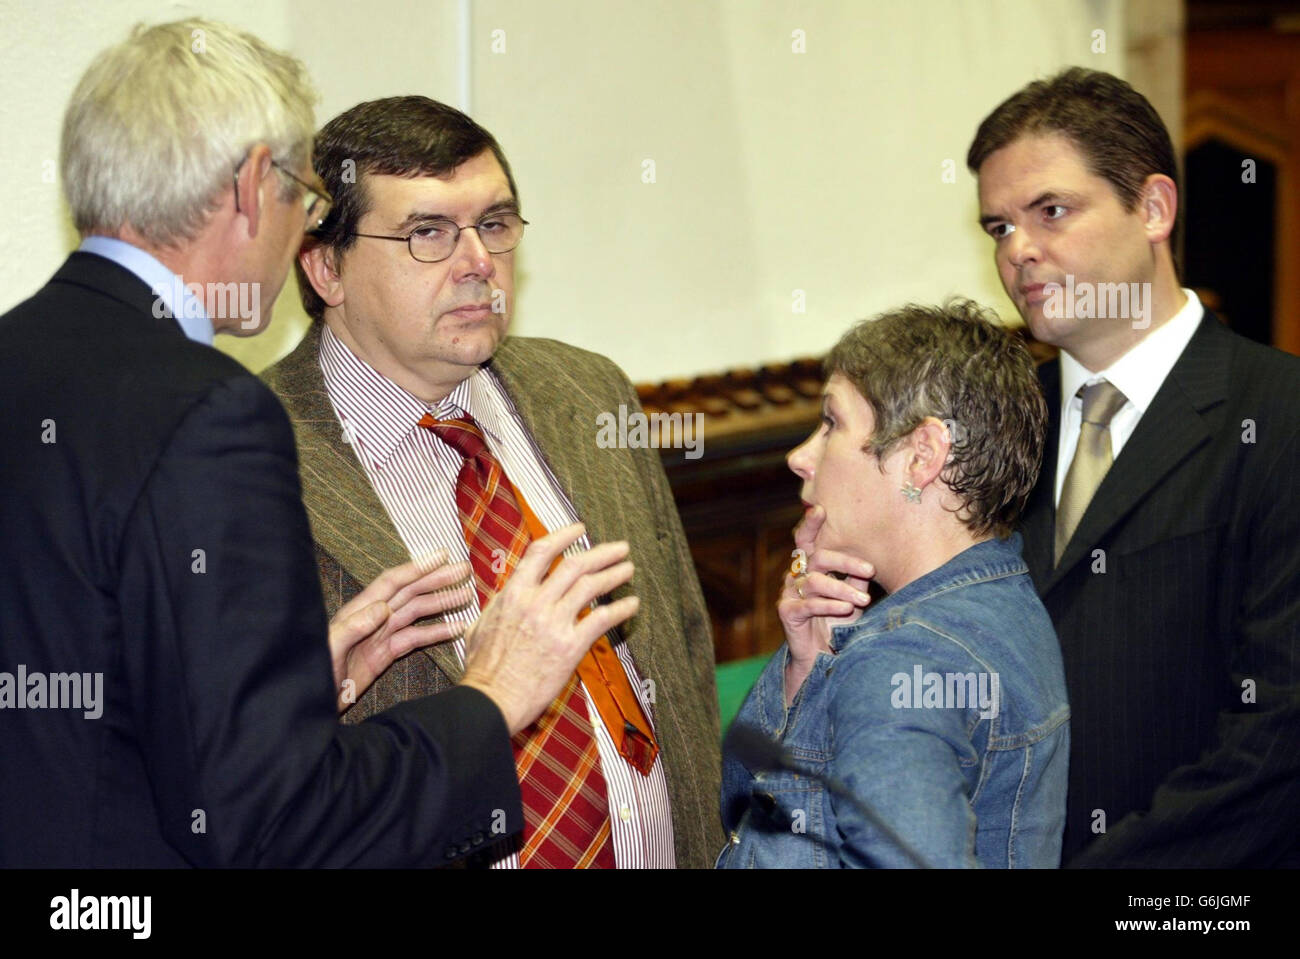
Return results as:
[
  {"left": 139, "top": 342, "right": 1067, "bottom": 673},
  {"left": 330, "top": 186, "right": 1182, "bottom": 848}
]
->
[{"left": 640, "top": 359, "right": 820, "bottom": 663}]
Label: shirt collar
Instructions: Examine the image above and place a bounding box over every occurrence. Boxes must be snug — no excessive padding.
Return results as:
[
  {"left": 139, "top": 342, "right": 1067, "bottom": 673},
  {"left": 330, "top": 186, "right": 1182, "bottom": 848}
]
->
[
  {"left": 1058, "top": 288, "right": 1204, "bottom": 413},
  {"left": 318, "top": 323, "right": 504, "bottom": 468},
  {"left": 77, "top": 236, "right": 213, "bottom": 345}
]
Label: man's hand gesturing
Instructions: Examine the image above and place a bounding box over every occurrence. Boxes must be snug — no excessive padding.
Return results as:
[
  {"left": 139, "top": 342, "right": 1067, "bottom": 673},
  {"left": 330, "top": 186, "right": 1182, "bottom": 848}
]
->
[
  {"left": 328, "top": 554, "right": 474, "bottom": 714},
  {"left": 460, "top": 523, "right": 639, "bottom": 734}
]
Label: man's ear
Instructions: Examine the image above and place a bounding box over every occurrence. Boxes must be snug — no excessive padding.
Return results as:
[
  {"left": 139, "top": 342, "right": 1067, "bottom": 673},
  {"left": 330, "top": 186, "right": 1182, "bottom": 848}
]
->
[
  {"left": 234, "top": 144, "right": 275, "bottom": 239},
  {"left": 1139, "top": 173, "right": 1177, "bottom": 246},
  {"left": 907, "top": 416, "right": 954, "bottom": 490},
  {"left": 299, "top": 241, "right": 345, "bottom": 310}
]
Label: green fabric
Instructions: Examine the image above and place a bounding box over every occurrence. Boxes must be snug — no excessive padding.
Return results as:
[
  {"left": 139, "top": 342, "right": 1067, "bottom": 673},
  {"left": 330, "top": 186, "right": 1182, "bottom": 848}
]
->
[{"left": 716, "top": 654, "right": 772, "bottom": 738}]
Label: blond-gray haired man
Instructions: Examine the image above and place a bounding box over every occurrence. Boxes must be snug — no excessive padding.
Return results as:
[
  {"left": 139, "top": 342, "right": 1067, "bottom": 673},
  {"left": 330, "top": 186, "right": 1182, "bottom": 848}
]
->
[{"left": 0, "top": 18, "right": 632, "bottom": 867}]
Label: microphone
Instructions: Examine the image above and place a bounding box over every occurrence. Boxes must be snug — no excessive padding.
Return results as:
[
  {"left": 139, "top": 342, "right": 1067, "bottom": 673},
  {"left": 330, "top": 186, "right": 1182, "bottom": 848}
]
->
[{"left": 724, "top": 722, "right": 932, "bottom": 869}]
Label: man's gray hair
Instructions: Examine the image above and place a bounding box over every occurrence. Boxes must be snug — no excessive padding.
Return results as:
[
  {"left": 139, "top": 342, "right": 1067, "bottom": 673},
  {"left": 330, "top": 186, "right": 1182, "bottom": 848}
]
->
[{"left": 60, "top": 18, "right": 317, "bottom": 248}]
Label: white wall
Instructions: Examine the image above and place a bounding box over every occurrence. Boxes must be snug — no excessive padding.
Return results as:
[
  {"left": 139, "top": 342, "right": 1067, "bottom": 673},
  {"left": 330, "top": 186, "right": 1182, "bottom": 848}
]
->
[
  {"left": 0, "top": 0, "right": 462, "bottom": 372},
  {"left": 1, "top": 0, "right": 1126, "bottom": 381}
]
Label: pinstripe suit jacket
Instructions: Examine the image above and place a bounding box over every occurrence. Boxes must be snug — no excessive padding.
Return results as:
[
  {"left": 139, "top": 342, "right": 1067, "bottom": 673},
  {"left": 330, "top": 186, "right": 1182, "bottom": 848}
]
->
[
  {"left": 263, "top": 322, "right": 723, "bottom": 868},
  {"left": 1020, "top": 312, "right": 1300, "bottom": 866}
]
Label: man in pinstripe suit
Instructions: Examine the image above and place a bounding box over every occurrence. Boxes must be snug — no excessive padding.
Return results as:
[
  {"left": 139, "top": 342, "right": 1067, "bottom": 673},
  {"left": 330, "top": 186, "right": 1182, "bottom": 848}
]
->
[
  {"left": 264, "top": 96, "right": 722, "bottom": 868},
  {"left": 969, "top": 68, "right": 1300, "bottom": 866}
]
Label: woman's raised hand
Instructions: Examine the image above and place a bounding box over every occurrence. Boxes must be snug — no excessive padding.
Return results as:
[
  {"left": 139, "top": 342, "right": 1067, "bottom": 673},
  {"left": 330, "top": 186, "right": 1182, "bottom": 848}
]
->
[{"left": 778, "top": 505, "right": 875, "bottom": 706}]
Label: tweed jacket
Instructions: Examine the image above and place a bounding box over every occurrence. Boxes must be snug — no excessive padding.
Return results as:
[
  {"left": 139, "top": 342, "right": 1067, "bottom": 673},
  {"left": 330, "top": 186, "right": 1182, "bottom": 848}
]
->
[{"left": 263, "top": 322, "right": 724, "bottom": 867}]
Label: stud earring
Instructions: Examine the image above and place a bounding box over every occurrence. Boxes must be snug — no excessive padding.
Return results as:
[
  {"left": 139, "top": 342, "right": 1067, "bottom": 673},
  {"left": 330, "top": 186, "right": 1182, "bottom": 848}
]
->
[{"left": 901, "top": 481, "right": 922, "bottom": 503}]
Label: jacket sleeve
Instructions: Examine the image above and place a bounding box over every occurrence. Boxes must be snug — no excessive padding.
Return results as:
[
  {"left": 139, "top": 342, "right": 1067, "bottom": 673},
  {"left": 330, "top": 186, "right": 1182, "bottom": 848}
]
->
[
  {"left": 604, "top": 360, "right": 726, "bottom": 860},
  {"left": 608, "top": 363, "right": 721, "bottom": 737},
  {"left": 116, "top": 373, "right": 522, "bottom": 866},
  {"left": 1070, "top": 426, "right": 1300, "bottom": 868}
]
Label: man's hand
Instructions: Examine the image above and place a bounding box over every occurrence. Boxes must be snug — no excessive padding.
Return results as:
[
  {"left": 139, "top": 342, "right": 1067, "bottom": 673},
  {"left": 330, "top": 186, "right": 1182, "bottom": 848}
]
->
[
  {"left": 778, "top": 505, "right": 874, "bottom": 707},
  {"left": 460, "top": 523, "right": 639, "bottom": 735},
  {"left": 329, "top": 555, "right": 474, "bottom": 713}
]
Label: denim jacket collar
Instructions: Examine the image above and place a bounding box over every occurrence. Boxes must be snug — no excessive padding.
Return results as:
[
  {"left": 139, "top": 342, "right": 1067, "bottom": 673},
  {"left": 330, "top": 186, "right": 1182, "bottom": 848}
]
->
[{"left": 829, "top": 532, "right": 1028, "bottom": 653}]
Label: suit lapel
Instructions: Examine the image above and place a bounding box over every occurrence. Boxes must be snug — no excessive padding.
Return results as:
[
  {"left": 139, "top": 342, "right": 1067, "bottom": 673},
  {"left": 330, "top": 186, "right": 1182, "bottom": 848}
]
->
[
  {"left": 1042, "top": 314, "right": 1232, "bottom": 594},
  {"left": 268, "top": 323, "right": 465, "bottom": 682},
  {"left": 489, "top": 340, "right": 648, "bottom": 666}
]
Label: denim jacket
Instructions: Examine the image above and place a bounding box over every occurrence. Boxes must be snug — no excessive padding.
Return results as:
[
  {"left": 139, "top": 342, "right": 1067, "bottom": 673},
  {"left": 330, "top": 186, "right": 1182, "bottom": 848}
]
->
[{"left": 717, "top": 533, "right": 1069, "bottom": 868}]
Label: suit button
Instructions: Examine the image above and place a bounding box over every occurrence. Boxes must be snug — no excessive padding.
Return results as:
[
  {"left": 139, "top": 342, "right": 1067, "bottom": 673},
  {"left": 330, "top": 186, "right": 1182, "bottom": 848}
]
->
[
  {"left": 444, "top": 847, "right": 457, "bottom": 859},
  {"left": 472, "top": 832, "right": 484, "bottom": 845}
]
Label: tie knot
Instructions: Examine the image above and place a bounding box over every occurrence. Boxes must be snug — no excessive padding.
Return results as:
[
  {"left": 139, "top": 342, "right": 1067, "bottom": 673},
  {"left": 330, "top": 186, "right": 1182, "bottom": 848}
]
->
[
  {"left": 418, "top": 413, "right": 488, "bottom": 461},
  {"left": 1078, "top": 380, "right": 1128, "bottom": 427}
]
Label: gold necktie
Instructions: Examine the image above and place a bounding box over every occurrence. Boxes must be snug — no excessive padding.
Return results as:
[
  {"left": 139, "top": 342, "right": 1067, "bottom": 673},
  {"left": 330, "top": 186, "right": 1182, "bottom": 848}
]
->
[{"left": 1055, "top": 380, "right": 1128, "bottom": 565}]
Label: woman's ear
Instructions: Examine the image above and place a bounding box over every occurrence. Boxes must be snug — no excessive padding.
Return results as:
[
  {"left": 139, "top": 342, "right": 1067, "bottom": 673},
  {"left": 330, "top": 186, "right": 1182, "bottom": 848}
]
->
[{"left": 907, "top": 416, "right": 954, "bottom": 489}]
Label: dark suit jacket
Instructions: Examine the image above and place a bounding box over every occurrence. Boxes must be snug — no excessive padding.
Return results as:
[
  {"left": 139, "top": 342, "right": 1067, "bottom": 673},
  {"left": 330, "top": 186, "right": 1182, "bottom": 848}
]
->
[
  {"left": 1020, "top": 311, "right": 1300, "bottom": 866},
  {"left": 0, "top": 253, "right": 522, "bottom": 867},
  {"left": 263, "top": 322, "right": 725, "bottom": 868}
]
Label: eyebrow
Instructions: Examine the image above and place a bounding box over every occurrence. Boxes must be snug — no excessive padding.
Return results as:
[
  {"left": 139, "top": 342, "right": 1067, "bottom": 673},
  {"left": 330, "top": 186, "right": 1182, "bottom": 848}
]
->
[
  {"left": 390, "top": 198, "right": 520, "bottom": 233},
  {"left": 978, "top": 190, "right": 1086, "bottom": 227}
]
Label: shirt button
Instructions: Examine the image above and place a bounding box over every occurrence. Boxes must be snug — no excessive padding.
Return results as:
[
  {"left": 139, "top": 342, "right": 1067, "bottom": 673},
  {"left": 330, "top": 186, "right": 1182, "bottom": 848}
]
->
[{"left": 618, "top": 803, "right": 632, "bottom": 822}]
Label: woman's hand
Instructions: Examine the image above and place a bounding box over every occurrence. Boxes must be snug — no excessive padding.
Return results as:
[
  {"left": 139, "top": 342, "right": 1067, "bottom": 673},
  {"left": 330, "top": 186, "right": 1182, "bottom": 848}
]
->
[
  {"left": 778, "top": 505, "right": 874, "bottom": 706},
  {"left": 328, "top": 554, "right": 475, "bottom": 714}
]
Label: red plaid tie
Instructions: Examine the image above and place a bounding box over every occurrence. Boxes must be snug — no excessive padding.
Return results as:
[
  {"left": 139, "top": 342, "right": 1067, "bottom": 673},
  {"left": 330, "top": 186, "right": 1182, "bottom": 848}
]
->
[{"left": 419, "top": 413, "right": 616, "bottom": 869}]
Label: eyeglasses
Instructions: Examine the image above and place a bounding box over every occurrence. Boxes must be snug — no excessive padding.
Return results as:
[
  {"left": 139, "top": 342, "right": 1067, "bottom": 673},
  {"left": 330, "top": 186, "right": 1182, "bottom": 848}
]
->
[
  {"left": 272, "top": 161, "right": 333, "bottom": 231},
  {"left": 232, "top": 155, "right": 334, "bottom": 231},
  {"left": 347, "top": 212, "right": 528, "bottom": 263}
]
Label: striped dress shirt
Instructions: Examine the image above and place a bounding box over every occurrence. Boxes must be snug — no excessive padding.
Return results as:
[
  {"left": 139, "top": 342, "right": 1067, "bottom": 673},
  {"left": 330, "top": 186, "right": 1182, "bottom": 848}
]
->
[{"left": 318, "top": 325, "right": 675, "bottom": 868}]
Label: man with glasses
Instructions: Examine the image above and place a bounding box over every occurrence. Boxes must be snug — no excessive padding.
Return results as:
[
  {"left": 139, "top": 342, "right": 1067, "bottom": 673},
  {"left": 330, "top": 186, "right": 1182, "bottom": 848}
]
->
[
  {"left": 264, "top": 95, "right": 723, "bottom": 868},
  {"left": 1, "top": 20, "right": 634, "bottom": 867}
]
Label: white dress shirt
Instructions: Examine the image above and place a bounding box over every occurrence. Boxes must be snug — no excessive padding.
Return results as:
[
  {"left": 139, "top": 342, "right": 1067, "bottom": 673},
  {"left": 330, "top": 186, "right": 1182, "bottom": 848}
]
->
[
  {"left": 1054, "top": 289, "right": 1206, "bottom": 506},
  {"left": 318, "top": 325, "right": 675, "bottom": 868}
]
